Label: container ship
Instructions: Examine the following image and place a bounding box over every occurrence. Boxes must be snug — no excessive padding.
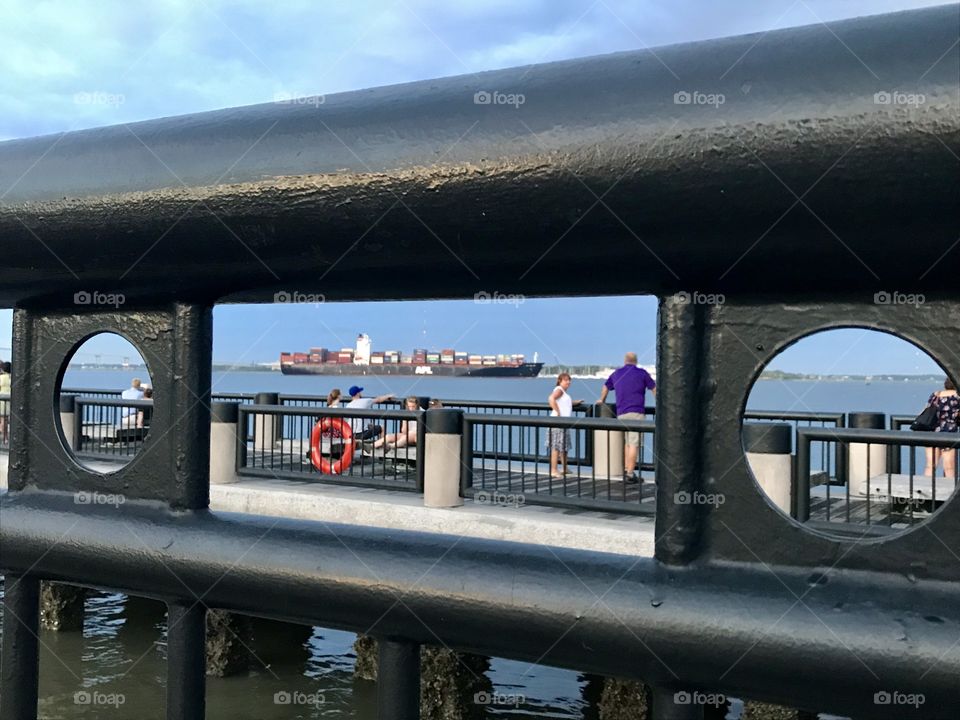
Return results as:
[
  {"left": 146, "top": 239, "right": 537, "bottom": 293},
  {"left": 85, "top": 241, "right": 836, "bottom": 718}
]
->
[{"left": 280, "top": 334, "right": 543, "bottom": 377}]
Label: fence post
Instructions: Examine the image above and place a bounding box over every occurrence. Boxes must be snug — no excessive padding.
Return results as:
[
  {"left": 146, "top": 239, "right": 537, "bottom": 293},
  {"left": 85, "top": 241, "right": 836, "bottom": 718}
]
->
[
  {"left": 846, "top": 412, "right": 886, "bottom": 495},
  {"left": 210, "top": 402, "right": 239, "bottom": 485},
  {"left": 743, "top": 422, "right": 793, "bottom": 514},
  {"left": 423, "top": 409, "right": 464, "bottom": 508},
  {"left": 253, "top": 392, "right": 280, "bottom": 452},
  {"left": 592, "top": 402, "right": 624, "bottom": 479},
  {"left": 377, "top": 638, "right": 421, "bottom": 720}
]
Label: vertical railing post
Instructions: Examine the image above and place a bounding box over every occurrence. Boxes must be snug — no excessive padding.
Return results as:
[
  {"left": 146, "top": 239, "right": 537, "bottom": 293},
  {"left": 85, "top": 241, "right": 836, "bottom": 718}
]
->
[
  {"left": 654, "top": 296, "right": 705, "bottom": 564},
  {"left": 461, "top": 416, "right": 474, "bottom": 494},
  {"left": 377, "top": 638, "right": 421, "bottom": 720},
  {"left": 165, "top": 602, "right": 207, "bottom": 720},
  {"left": 795, "top": 429, "right": 811, "bottom": 521},
  {"left": 0, "top": 575, "right": 41, "bottom": 720},
  {"left": 650, "top": 686, "right": 704, "bottom": 719}
]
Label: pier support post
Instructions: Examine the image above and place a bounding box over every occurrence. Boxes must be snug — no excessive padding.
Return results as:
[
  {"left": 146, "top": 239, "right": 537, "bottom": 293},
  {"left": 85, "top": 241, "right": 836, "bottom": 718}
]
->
[
  {"left": 58, "top": 394, "right": 78, "bottom": 452},
  {"left": 355, "top": 636, "right": 492, "bottom": 720},
  {"left": 650, "top": 686, "right": 704, "bottom": 719},
  {"left": 378, "top": 637, "right": 421, "bottom": 720},
  {"left": 209, "top": 402, "right": 239, "bottom": 485},
  {"left": 253, "top": 392, "right": 280, "bottom": 452},
  {"left": 39, "top": 581, "right": 86, "bottom": 631},
  {"left": 205, "top": 609, "right": 252, "bottom": 677},
  {"left": 0, "top": 575, "right": 41, "bottom": 720},
  {"left": 423, "top": 409, "right": 464, "bottom": 508},
  {"left": 743, "top": 423, "right": 793, "bottom": 514},
  {"left": 592, "top": 403, "right": 624, "bottom": 480},
  {"left": 847, "top": 412, "right": 887, "bottom": 495}
]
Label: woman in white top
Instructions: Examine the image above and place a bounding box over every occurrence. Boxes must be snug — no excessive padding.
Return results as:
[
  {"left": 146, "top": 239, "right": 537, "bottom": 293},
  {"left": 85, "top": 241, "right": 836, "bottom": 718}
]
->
[{"left": 546, "top": 372, "right": 581, "bottom": 479}]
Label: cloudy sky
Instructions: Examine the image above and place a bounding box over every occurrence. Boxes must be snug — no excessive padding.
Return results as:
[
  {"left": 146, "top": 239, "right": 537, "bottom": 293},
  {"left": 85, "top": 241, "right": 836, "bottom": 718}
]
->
[{"left": 0, "top": 0, "right": 949, "bottom": 373}]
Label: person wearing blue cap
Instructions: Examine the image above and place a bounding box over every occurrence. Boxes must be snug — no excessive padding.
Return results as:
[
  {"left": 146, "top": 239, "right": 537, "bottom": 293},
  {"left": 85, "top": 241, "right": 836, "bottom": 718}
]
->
[{"left": 346, "top": 385, "right": 394, "bottom": 440}]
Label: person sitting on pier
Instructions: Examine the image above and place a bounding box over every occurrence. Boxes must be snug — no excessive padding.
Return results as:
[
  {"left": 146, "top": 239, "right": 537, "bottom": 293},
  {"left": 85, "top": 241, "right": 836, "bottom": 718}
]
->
[
  {"left": 598, "top": 353, "right": 656, "bottom": 484},
  {"left": 924, "top": 377, "right": 959, "bottom": 479},
  {"left": 119, "top": 378, "right": 144, "bottom": 429},
  {"left": 372, "top": 396, "right": 420, "bottom": 453},
  {"left": 136, "top": 386, "right": 153, "bottom": 429},
  {"left": 346, "top": 385, "right": 394, "bottom": 441}
]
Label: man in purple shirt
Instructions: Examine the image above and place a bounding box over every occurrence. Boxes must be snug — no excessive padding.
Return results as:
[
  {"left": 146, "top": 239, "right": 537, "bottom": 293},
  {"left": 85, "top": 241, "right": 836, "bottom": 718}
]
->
[{"left": 598, "top": 352, "right": 656, "bottom": 483}]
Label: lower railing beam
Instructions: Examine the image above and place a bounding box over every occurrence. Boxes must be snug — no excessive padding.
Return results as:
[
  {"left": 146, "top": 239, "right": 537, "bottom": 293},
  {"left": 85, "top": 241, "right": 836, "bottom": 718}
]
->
[
  {"left": 0, "top": 574, "right": 41, "bottom": 720},
  {"left": 377, "top": 637, "right": 421, "bottom": 720},
  {"left": 166, "top": 602, "right": 207, "bottom": 720}
]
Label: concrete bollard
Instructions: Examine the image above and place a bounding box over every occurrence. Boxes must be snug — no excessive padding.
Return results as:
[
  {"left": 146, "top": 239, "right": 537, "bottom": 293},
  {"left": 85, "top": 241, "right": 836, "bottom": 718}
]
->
[
  {"left": 423, "top": 409, "right": 464, "bottom": 508},
  {"left": 593, "top": 403, "right": 624, "bottom": 480},
  {"left": 847, "top": 412, "right": 887, "bottom": 495},
  {"left": 253, "top": 392, "right": 280, "bottom": 453},
  {"left": 743, "top": 422, "right": 793, "bottom": 514},
  {"left": 59, "top": 394, "right": 78, "bottom": 451},
  {"left": 210, "top": 402, "right": 239, "bottom": 485}
]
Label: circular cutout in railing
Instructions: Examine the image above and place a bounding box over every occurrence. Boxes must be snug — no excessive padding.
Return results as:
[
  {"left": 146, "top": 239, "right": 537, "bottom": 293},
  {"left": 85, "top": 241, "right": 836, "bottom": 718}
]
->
[
  {"left": 742, "top": 328, "right": 958, "bottom": 538},
  {"left": 56, "top": 333, "right": 154, "bottom": 473}
]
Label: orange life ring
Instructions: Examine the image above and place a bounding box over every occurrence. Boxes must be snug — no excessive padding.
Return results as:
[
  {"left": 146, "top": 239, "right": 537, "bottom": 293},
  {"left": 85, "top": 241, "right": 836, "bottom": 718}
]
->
[{"left": 310, "top": 417, "right": 354, "bottom": 474}]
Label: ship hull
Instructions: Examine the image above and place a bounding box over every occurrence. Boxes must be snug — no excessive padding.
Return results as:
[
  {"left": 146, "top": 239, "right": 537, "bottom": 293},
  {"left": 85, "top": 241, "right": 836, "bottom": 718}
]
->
[{"left": 281, "top": 363, "right": 543, "bottom": 377}]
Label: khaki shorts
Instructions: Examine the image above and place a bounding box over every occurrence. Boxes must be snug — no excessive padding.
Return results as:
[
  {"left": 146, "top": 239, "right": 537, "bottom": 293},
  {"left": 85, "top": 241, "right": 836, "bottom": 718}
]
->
[{"left": 618, "top": 412, "right": 645, "bottom": 447}]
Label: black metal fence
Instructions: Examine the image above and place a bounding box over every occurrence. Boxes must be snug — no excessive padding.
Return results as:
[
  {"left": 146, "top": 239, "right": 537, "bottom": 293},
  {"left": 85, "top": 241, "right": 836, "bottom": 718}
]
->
[
  {"left": 461, "top": 413, "right": 656, "bottom": 515},
  {"left": 236, "top": 404, "right": 425, "bottom": 492},
  {"left": 796, "top": 426, "right": 960, "bottom": 533},
  {"left": 72, "top": 397, "right": 154, "bottom": 462}
]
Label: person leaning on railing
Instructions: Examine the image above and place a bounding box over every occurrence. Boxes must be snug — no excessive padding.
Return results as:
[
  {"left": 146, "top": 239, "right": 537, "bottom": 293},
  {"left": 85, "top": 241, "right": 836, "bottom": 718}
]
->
[
  {"left": 924, "top": 377, "right": 959, "bottom": 479},
  {"left": 597, "top": 352, "right": 656, "bottom": 484}
]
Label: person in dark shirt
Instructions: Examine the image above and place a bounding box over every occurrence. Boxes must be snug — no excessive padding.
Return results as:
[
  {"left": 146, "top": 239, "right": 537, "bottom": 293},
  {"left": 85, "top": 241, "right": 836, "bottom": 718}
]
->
[
  {"left": 598, "top": 352, "right": 656, "bottom": 483},
  {"left": 925, "top": 377, "right": 959, "bottom": 479}
]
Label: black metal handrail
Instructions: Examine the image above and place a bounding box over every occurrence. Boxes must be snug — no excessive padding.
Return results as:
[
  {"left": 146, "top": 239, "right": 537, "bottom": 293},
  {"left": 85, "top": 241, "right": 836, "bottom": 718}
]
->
[
  {"left": 461, "top": 413, "right": 656, "bottom": 515},
  {"left": 794, "top": 426, "right": 960, "bottom": 526},
  {"left": 235, "top": 404, "right": 426, "bottom": 492}
]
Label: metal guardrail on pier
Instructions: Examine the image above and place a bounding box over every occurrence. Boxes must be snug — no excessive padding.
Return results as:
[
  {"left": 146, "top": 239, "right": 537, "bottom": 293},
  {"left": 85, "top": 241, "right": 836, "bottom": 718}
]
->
[
  {"left": 235, "top": 404, "right": 425, "bottom": 492},
  {"left": 71, "top": 397, "right": 154, "bottom": 462},
  {"left": 795, "top": 427, "right": 960, "bottom": 534},
  {"left": 462, "top": 413, "right": 656, "bottom": 515}
]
